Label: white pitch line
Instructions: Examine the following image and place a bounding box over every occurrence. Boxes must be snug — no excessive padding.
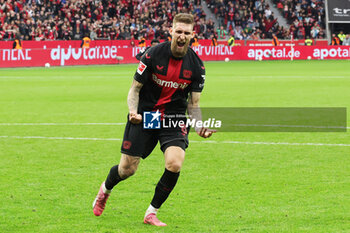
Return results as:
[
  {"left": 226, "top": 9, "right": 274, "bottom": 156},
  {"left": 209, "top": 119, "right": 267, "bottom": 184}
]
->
[
  {"left": 0, "top": 123, "right": 348, "bottom": 129},
  {"left": 0, "top": 72, "right": 133, "bottom": 79},
  {"left": 249, "top": 75, "right": 350, "bottom": 79},
  {"left": 221, "top": 141, "right": 350, "bottom": 147},
  {"left": 0, "top": 135, "right": 121, "bottom": 141},
  {"left": 212, "top": 75, "right": 350, "bottom": 79},
  {"left": 0, "top": 123, "right": 125, "bottom": 126},
  {"left": 186, "top": 140, "right": 350, "bottom": 147},
  {"left": 0, "top": 135, "right": 350, "bottom": 147},
  {"left": 230, "top": 124, "right": 349, "bottom": 129}
]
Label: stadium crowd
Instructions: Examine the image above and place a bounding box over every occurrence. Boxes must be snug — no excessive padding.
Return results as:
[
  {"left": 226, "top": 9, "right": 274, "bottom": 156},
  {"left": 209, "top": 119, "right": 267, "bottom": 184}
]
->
[
  {"left": 0, "top": 0, "right": 217, "bottom": 42},
  {"left": 206, "top": 0, "right": 291, "bottom": 40},
  {"left": 0, "top": 0, "right": 347, "bottom": 43},
  {"left": 273, "top": 0, "right": 326, "bottom": 39}
]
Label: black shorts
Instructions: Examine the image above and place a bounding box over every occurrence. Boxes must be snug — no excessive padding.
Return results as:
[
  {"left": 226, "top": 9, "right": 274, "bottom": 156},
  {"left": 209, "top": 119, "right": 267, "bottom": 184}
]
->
[{"left": 120, "top": 117, "right": 189, "bottom": 159}]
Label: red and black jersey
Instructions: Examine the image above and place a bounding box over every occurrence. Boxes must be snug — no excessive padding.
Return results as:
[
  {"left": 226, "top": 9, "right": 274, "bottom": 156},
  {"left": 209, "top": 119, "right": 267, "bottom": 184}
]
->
[{"left": 134, "top": 41, "right": 205, "bottom": 115}]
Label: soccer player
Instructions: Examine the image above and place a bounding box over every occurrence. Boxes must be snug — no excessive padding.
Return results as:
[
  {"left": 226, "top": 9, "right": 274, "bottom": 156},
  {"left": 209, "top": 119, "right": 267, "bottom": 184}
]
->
[{"left": 92, "top": 13, "right": 214, "bottom": 226}]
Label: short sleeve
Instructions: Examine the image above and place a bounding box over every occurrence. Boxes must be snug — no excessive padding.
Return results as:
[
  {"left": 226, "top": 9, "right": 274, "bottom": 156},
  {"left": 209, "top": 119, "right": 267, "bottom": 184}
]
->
[
  {"left": 134, "top": 48, "right": 152, "bottom": 84},
  {"left": 191, "top": 61, "right": 205, "bottom": 92}
]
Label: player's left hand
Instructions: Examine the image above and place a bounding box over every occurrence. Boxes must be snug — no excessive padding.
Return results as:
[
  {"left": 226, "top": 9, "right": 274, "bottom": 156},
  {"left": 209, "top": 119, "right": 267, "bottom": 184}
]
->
[
  {"left": 129, "top": 113, "right": 142, "bottom": 124},
  {"left": 196, "top": 127, "right": 216, "bottom": 138}
]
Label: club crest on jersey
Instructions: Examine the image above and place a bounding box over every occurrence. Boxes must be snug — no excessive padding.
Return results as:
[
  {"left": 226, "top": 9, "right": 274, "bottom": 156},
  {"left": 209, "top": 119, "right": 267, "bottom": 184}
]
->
[
  {"left": 183, "top": 70, "right": 192, "bottom": 79},
  {"left": 122, "top": 141, "right": 132, "bottom": 149},
  {"left": 137, "top": 61, "right": 147, "bottom": 75}
]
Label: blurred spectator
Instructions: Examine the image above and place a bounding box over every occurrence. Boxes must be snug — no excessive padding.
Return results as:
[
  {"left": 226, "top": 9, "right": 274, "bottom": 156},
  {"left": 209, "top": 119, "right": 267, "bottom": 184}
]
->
[
  {"left": 228, "top": 35, "right": 235, "bottom": 46},
  {"left": 90, "top": 26, "right": 97, "bottom": 40},
  {"left": 190, "top": 34, "right": 199, "bottom": 46},
  {"left": 216, "top": 25, "right": 228, "bottom": 40},
  {"left": 138, "top": 36, "right": 146, "bottom": 47},
  {"left": 331, "top": 34, "right": 340, "bottom": 45},
  {"left": 343, "top": 34, "right": 350, "bottom": 46},
  {"left": 272, "top": 33, "right": 279, "bottom": 46},
  {"left": 210, "top": 34, "right": 218, "bottom": 46},
  {"left": 12, "top": 34, "right": 22, "bottom": 49},
  {"left": 338, "top": 31, "right": 346, "bottom": 44},
  {"left": 304, "top": 36, "right": 313, "bottom": 46},
  {"left": 81, "top": 34, "right": 91, "bottom": 48}
]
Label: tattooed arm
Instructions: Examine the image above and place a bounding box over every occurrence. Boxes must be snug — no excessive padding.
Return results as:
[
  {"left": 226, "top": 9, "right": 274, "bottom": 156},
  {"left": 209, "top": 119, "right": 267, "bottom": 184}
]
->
[
  {"left": 188, "top": 92, "right": 215, "bottom": 138},
  {"left": 127, "top": 80, "right": 143, "bottom": 124}
]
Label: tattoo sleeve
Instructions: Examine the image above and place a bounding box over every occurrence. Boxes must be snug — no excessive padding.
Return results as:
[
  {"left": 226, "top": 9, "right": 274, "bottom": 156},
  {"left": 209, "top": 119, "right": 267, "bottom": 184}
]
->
[
  {"left": 127, "top": 80, "right": 143, "bottom": 114},
  {"left": 187, "top": 92, "right": 203, "bottom": 130}
]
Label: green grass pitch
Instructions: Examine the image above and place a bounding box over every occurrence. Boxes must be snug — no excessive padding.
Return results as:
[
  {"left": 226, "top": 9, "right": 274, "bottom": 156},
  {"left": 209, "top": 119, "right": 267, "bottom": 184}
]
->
[{"left": 0, "top": 60, "right": 349, "bottom": 232}]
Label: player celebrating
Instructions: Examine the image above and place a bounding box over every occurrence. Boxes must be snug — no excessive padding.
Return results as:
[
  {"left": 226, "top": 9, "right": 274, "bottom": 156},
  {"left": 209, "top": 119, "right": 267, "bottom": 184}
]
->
[{"left": 92, "top": 13, "right": 214, "bottom": 226}]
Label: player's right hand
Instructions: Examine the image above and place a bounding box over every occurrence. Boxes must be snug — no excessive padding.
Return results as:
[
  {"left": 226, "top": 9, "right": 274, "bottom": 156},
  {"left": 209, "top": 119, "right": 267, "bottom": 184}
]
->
[
  {"left": 196, "top": 127, "right": 217, "bottom": 138},
  {"left": 129, "top": 113, "right": 142, "bottom": 124}
]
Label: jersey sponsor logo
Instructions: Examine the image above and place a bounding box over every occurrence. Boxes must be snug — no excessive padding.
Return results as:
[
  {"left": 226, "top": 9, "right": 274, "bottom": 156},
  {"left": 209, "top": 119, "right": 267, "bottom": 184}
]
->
[
  {"left": 152, "top": 74, "right": 189, "bottom": 89},
  {"left": 183, "top": 69, "right": 192, "bottom": 79},
  {"left": 145, "top": 53, "right": 151, "bottom": 59},
  {"left": 156, "top": 65, "right": 164, "bottom": 71},
  {"left": 143, "top": 110, "right": 161, "bottom": 129},
  {"left": 137, "top": 61, "right": 147, "bottom": 75},
  {"left": 122, "top": 141, "right": 132, "bottom": 149}
]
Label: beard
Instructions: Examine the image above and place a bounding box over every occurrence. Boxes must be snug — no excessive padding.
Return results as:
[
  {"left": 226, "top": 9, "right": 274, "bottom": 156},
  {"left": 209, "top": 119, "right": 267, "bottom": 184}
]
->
[{"left": 171, "top": 40, "right": 190, "bottom": 58}]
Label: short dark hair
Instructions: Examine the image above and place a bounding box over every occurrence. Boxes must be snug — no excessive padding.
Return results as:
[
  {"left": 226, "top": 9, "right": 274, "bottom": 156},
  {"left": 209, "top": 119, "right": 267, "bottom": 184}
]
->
[{"left": 173, "top": 13, "right": 194, "bottom": 26}]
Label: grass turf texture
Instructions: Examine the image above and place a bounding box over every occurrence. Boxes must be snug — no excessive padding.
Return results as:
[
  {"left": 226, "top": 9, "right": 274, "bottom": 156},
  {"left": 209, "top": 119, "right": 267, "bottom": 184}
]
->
[{"left": 0, "top": 60, "right": 349, "bottom": 232}]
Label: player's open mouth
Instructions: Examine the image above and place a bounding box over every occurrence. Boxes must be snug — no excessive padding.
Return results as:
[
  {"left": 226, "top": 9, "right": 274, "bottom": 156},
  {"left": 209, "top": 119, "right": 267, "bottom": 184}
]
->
[{"left": 177, "top": 41, "right": 185, "bottom": 48}]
